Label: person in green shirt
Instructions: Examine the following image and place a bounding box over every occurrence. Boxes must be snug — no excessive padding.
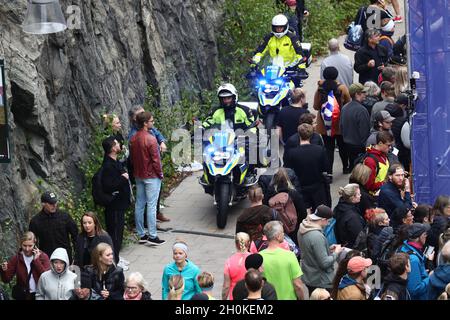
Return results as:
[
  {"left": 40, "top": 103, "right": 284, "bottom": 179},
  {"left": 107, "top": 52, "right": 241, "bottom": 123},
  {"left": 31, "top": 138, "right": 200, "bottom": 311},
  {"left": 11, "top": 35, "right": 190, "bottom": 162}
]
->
[{"left": 260, "top": 221, "right": 305, "bottom": 300}]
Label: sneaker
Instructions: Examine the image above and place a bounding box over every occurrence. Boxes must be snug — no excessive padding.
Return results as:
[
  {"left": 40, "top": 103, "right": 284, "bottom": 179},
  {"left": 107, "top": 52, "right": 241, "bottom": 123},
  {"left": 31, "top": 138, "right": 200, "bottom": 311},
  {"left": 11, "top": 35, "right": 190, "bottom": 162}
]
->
[
  {"left": 138, "top": 235, "right": 150, "bottom": 244},
  {"left": 147, "top": 236, "right": 166, "bottom": 246},
  {"left": 119, "top": 256, "right": 130, "bottom": 265},
  {"left": 393, "top": 15, "right": 402, "bottom": 23},
  {"left": 117, "top": 261, "right": 129, "bottom": 271}
]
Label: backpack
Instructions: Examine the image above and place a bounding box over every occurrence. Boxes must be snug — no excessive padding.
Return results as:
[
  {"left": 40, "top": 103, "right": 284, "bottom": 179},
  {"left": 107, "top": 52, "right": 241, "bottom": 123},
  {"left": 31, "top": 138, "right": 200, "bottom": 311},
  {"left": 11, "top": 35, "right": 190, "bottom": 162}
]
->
[
  {"left": 376, "top": 235, "right": 398, "bottom": 278},
  {"left": 344, "top": 6, "right": 366, "bottom": 51},
  {"left": 268, "top": 192, "right": 297, "bottom": 234},
  {"left": 320, "top": 89, "right": 341, "bottom": 137},
  {"left": 92, "top": 167, "right": 114, "bottom": 207},
  {"left": 353, "top": 152, "right": 380, "bottom": 175},
  {"left": 353, "top": 226, "right": 369, "bottom": 254},
  {"left": 324, "top": 217, "right": 337, "bottom": 245}
]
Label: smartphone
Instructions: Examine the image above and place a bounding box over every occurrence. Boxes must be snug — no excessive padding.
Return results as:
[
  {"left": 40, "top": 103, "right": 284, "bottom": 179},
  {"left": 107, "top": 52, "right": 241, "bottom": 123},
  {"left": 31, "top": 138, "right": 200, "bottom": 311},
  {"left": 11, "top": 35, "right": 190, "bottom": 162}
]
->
[{"left": 424, "top": 246, "right": 435, "bottom": 257}]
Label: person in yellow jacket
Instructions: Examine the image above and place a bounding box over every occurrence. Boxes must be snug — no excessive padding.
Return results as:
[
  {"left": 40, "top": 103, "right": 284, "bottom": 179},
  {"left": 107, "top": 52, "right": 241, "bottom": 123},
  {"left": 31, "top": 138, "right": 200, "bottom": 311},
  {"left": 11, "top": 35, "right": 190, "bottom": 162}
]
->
[
  {"left": 202, "top": 83, "right": 257, "bottom": 185},
  {"left": 252, "top": 14, "right": 306, "bottom": 71}
]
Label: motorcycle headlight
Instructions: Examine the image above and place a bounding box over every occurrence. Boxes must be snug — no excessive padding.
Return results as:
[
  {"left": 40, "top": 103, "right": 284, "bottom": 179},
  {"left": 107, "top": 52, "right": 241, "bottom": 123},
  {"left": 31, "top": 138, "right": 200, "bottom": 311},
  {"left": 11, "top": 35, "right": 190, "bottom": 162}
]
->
[
  {"left": 275, "top": 79, "right": 283, "bottom": 85},
  {"left": 259, "top": 80, "right": 267, "bottom": 86},
  {"left": 206, "top": 146, "right": 215, "bottom": 154}
]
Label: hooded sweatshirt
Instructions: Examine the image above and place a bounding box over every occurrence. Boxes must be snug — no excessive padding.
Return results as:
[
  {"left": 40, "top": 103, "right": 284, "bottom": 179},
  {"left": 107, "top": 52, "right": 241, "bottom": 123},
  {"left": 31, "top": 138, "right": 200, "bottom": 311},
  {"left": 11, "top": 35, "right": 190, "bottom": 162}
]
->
[
  {"left": 337, "top": 274, "right": 367, "bottom": 300},
  {"left": 428, "top": 264, "right": 450, "bottom": 300},
  {"left": 36, "top": 248, "right": 76, "bottom": 300},
  {"left": 297, "top": 218, "right": 337, "bottom": 288},
  {"left": 380, "top": 273, "right": 410, "bottom": 300},
  {"left": 162, "top": 260, "right": 201, "bottom": 300}
]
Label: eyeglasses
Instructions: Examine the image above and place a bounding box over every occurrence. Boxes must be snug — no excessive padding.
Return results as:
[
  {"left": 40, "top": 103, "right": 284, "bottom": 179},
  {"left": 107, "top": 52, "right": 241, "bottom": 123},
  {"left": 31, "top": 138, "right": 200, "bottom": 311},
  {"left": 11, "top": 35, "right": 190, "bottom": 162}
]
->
[{"left": 126, "top": 286, "right": 139, "bottom": 291}]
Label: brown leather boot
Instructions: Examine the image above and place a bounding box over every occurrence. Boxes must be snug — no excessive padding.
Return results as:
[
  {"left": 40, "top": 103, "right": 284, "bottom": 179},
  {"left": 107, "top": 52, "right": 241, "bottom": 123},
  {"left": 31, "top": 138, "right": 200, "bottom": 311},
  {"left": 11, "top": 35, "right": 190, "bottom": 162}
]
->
[{"left": 157, "top": 212, "right": 171, "bottom": 222}]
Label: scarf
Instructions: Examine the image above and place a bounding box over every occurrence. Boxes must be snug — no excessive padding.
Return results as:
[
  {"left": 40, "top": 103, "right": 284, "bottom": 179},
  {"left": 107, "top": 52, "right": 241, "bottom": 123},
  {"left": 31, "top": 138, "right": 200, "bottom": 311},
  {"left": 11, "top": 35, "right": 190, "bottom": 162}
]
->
[{"left": 123, "top": 292, "right": 142, "bottom": 300}]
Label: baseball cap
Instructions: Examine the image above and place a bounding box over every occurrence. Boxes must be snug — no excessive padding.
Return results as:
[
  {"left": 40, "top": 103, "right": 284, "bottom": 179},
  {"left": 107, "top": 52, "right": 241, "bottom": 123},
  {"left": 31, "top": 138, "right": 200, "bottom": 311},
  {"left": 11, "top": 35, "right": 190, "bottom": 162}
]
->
[
  {"left": 407, "top": 223, "right": 431, "bottom": 239},
  {"left": 349, "top": 83, "right": 368, "bottom": 96},
  {"left": 374, "top": 110, "right": 395, "bottom": 123},
  {"left": 41, "top": 191, "right": 57, "bottom": 204},
  {"left": 347, "top": 256, "right": 372, "bottom": 273},
  {"left": 245, "top": 253, "right": 263, "bottom": 270},
  {"left": 309, "top": 205, "right": 333, "bottom": 220}
]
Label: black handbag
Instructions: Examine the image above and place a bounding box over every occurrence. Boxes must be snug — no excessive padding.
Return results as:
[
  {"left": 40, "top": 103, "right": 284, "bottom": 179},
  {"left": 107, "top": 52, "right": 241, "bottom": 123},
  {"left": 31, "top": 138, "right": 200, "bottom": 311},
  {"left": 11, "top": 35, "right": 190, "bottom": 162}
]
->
[{"left": 11, "top": 256, "right": 33, "bottom": 300}]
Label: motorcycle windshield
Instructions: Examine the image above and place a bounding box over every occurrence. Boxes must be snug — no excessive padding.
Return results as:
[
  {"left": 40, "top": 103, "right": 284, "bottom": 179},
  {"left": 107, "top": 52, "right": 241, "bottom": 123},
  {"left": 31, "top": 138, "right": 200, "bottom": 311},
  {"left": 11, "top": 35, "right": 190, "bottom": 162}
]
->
[{"left": 265, "top": 65, "right": 281, "bottom": 81}]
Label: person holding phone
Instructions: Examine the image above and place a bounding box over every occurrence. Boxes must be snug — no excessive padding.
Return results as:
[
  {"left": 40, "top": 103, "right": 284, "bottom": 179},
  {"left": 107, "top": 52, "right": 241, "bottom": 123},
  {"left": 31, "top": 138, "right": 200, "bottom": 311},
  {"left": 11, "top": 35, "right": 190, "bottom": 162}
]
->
[{"left": 0, "top": 231, "right": 50, "bottom": 300}]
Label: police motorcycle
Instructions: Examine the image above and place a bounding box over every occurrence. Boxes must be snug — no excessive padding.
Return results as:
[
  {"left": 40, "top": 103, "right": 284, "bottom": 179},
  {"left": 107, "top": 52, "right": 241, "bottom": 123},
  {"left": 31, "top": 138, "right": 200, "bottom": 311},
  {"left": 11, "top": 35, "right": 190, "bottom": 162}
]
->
[
  {"left": 198, "top": 121, "right": 259, "bottom": 229},
  {"left": 246, "top": 54, "right": 309, "bottom": 165}
]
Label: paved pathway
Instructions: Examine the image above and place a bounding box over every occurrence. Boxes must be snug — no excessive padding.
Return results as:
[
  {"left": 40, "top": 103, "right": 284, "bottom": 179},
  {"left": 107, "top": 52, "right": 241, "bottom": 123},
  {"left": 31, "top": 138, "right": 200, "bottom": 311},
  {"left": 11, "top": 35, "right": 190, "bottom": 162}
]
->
[{"left": 121, "top": 3, "right": 405, "bottom": 300}]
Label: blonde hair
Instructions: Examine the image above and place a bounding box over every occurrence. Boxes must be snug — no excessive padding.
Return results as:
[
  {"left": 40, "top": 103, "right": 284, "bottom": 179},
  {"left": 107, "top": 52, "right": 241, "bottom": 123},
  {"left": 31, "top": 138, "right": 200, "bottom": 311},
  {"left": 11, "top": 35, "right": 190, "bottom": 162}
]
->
[
  {"left": 197, "top": 271, "right": 214, "bottom": 289},
  {"left": 394, "top": 66, "right": 408, "bottom": 96},
  {"left": 438, "top": 283, "right": 450, "bottom": 300},
  {"left": 91, "top": 242, "right": 113, "bottom": 278},
  {"left": 310, "top": 288, "right": 331, "bottom": 300},
  {"left": 338, "top": 183, "right": 360, "bottom": 201},
  {"left": 350, "top": 163, "right": 372, "bottom": 186},
  {"left": 272, "top": 168, "right": 294, "bottom": 192},
  {"left": 248, "top": 186, "right": 263, "bottom": 203},
  {"left": 235, "top": 232, "right": 250, "bottom": 253},
  {"left": 126, "top": 272, "right": 148, "bottom": 292},
  {"left": 20, "top": 231, "right": 36, "bottom": 245},
  {"left": 102, "top": 114, "right": 118, "bottom": 129},
  {"left": 168, "top": 275, "right": 185, "bottom": 300}
]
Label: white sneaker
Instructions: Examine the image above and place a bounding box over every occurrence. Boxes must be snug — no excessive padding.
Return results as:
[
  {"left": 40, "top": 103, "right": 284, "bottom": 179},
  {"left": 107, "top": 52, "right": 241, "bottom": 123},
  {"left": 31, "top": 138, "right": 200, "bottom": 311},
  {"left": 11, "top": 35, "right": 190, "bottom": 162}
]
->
[
  {"left": 119, "top": 257, "right": 130, "bottom": 265},
  {"left": 117, "top": 261, "right": 129, "bottom": 271}
]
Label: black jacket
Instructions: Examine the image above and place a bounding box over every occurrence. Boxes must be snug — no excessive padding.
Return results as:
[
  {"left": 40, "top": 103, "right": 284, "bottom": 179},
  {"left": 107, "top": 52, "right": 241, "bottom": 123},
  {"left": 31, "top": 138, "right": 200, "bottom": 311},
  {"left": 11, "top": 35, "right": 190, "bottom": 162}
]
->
[
  {"left": 427, "top": 215, "right": 450, "bottom": 249},
  {"left": 232, "top": 277, "right": 277, "bottom": 300},
  {"left": 86, "top": 265, "right": 125, "bottom": 300},
  {"left": 380, "top": 273, "right": 410, "bottom": 300},
  {"left": 354, "top": 44, "right": 389, "bottom": 84},
  {"left": 259, "top": 168, "right": 302, "bottom": 198},
  {"left": 334, "top": 199, "right": 366, "bottom": 248},
  {"left": 140, "top": 291, "right": 153, "bottom": 300},
  {"left": 102, "top": 156, "right": 131, "bottom": 210},
  {"left": 74, "top": 232, "right": 114, "bottom": 268},
  {"left": 284, "top": 132, "right": 324, "bottom": 165},
  {"left": 29, "top": 209, "right": 78, "bottom": 263}
]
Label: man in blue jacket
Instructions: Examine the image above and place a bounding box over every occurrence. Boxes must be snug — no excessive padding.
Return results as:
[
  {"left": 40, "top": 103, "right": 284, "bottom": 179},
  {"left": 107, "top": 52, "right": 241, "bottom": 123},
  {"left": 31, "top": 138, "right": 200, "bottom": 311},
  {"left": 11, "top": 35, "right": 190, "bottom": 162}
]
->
[
  {"left": 428, "top": 241, "right": 450, "bottom": 300},
  {"left": 400, "top": 223, "right": 434, "bottom": 300},
  {"left": 378, "top": 163, "right": 414, "bottom": 217}
]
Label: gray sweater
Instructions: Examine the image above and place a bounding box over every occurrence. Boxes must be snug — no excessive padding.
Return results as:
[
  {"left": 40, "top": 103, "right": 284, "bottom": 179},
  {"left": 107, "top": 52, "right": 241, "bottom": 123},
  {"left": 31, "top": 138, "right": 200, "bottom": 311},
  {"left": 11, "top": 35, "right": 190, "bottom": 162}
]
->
[
  {"left": 297, "top": 219, "right": 337, "bottom": 288},
  {"left": 340, "top": 100, "right": 371, "bottom": 147}
]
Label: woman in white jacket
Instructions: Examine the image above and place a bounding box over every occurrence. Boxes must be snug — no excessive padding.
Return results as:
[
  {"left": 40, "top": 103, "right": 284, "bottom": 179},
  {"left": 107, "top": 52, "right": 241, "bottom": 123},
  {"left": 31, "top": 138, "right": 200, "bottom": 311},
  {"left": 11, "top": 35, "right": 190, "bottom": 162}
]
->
[{"left": 36, "top": 248, "right": 77, "bottom": 300}]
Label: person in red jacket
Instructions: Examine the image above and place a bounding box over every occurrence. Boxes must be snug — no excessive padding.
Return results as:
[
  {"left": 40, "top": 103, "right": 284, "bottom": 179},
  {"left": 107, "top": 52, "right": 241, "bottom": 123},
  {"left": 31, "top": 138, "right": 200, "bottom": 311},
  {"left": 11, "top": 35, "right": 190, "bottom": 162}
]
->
[
  {"left": 363, "top": 131, "right": 394, "bottom": 195},
  {"left": 129, "top": 111, "right": 165, "bottom": 246},
  {"left": 1, "top": 231, "right": 50, "bottom": 300}
]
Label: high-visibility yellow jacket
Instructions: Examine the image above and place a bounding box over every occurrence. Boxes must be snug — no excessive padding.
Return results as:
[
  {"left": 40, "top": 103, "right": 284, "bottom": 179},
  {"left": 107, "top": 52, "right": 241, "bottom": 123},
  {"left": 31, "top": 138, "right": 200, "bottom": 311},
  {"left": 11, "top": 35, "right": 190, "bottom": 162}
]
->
[{"left": 252, "top": 31, "right": 305, "bottom": 68}]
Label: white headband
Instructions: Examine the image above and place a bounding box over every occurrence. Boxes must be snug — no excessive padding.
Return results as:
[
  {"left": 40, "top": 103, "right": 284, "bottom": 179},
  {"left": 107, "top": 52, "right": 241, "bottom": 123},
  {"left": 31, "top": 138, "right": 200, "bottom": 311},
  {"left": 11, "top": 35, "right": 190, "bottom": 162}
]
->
[{"left": 173, "top": 243, "right": 188, "bottom": 255}]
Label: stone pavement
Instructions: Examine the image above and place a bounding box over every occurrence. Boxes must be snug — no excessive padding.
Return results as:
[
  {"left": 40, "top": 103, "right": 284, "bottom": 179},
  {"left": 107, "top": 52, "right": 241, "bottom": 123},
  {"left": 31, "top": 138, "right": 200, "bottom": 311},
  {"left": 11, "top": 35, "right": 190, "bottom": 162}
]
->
[{"left": 121, "top": 3, "right": 405, "bottom": 300}]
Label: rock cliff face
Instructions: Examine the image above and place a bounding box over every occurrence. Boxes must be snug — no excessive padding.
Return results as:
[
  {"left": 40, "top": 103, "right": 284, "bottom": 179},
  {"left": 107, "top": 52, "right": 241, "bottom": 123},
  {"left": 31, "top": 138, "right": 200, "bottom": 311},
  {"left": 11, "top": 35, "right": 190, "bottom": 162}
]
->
[{"left": 0, "top": 0, "right": 224, "bottom": 255}]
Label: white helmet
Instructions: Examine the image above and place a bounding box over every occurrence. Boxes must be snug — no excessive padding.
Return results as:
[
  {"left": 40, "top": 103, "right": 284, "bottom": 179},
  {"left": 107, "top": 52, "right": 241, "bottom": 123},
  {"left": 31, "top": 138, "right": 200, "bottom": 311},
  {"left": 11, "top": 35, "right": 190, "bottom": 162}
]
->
[
  {"left": 217, "top": 83, "right": 238, "bottom": 108},
  {"left": 271, "top": 14, "right": 289, "bottom": 38}
]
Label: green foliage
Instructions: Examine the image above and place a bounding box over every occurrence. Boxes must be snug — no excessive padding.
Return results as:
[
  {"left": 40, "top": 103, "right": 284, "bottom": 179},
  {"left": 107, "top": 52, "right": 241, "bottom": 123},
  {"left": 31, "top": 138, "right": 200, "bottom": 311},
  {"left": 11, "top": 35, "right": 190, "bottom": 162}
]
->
[
  {"left": 304, "top": 0, "right": 365, "bottom": 56},
  {"left": 218, "top": 0, "right": 279, "bottom": 100},
  {"left": 144, "top": 85, "right": 214, "bottom": 194}
]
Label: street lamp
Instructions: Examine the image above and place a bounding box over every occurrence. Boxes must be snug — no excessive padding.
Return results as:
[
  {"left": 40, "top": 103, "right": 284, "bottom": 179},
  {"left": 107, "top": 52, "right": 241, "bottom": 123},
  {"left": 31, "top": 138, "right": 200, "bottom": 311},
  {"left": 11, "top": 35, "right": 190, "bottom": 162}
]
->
[{"left": 22, "top": 0, "right": 67, "bottom": 34}]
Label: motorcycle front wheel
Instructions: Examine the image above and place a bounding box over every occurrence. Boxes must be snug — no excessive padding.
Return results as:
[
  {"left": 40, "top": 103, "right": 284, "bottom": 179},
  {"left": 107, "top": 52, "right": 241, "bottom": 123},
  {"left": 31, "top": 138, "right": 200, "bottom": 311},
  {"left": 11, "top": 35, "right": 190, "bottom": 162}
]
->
[{"left": 215, "top": 183, "right": 230, "bottom": 229}]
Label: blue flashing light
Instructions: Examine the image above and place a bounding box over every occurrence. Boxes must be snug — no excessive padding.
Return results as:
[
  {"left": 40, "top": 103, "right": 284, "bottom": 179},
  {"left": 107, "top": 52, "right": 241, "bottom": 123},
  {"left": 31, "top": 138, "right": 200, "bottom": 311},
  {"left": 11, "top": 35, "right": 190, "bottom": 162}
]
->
[
  {"left": 259, "top": 80, "right": 267, "bottom": 86},
  {"left": 275, "top": 79, "right": 283, "bottom": 85}
]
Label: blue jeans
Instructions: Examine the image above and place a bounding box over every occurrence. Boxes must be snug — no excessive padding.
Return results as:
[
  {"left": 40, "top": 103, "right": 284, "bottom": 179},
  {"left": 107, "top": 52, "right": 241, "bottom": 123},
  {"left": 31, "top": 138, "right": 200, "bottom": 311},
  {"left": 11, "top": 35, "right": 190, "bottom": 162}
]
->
[{"left": 135, "top": 178, "right": 162, "bottom": 238}]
